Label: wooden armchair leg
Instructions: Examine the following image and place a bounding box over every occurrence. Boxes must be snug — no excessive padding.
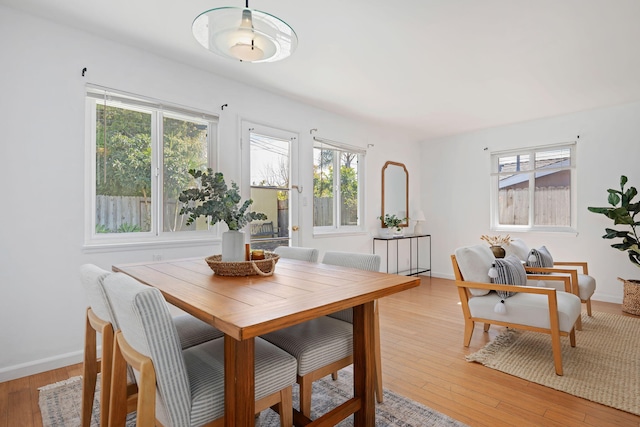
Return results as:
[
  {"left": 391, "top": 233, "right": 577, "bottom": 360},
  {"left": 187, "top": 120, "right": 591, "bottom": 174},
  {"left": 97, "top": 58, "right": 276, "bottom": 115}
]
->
[
  {"left": 463, "top": 320, "right": 475, "bottom": 347},
  {"left": 586, "top": 299, "right": 593, "bottom": 316},
  {"left": 575, "top": 315, "right": 583, "bottom": 331},
  {"left": 331, "top": 371, "right": 338, "bottom": 381},
  {"left": 550, "top": 329, "right": 564, "bottom": 376},
  {"left": 569, "top": 328, "right": 576, "bottom": 347},
  {"left": 483, "top": 323, "right": 491, "bottom": 332}
]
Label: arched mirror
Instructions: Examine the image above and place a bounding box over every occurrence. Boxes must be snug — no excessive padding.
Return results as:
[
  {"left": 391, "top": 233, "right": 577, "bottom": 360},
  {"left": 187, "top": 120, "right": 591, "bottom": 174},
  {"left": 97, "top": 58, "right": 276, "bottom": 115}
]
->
[{"left": 381, "top": 161, "right": 409, "bottom": 228}]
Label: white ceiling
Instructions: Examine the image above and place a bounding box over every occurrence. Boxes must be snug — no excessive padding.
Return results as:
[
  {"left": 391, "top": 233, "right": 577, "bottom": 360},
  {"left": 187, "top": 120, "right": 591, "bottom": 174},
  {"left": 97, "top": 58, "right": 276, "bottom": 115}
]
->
[{"left": 4, "top": 0, "right": 640, "bottom": 141}]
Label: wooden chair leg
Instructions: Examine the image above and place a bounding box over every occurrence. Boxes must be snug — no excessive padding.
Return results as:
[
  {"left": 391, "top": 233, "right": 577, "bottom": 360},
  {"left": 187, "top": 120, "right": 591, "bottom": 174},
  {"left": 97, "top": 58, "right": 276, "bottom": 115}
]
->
[
  {"left": 277, "top": 386, "right": 293, "bottom": 427},
  {"left": 463, "top": 320, "right": 475, "bottom": 346},
  {"left": 109, "top": 333, "right": 130, "bottom": 427},
  {"left": 483, "top": 323, "right": 491, "bottom": 332},
  {"left": 550, "top": 328, "right": 564, "bottom": 376},
  {"left": 569, "top": 327, "right": 576, "bottom": 347},
  {"left": 331, "top": 372, "right": 338, "bottom": 380},
  {"left": 99, "top": 323, "right": 114, "bottom": 427},
  {"left": 585, "top": 298, "right": 593, "bottom": 316},
  {"left": 81, "top": 309, "right": 97, "bottom": 427},
  {"left": 575, "top": 314, "right": 583, "bottom": 331},
  {"left": 136, "top": 357, "right": 157, "bottom": 426},
  {"left": 298, "top": 376, "right": 313, "bottom": 417}
]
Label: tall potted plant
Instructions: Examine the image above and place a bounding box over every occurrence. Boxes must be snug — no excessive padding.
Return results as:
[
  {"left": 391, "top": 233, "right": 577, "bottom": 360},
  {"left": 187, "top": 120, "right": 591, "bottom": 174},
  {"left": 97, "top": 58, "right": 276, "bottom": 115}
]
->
[
  {"left": 587, "top": 175, "right": 640, "bottom": 314},
  {"left": 179, "top": 168, "right": 267, "bottom": 261}
]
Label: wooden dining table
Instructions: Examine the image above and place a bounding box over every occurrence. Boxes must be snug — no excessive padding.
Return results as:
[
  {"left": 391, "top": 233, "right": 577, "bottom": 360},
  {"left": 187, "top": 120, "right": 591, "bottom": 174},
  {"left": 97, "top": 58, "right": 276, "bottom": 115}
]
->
[{"left": 112, "top": 256, "right": 420, "bottom": 427}]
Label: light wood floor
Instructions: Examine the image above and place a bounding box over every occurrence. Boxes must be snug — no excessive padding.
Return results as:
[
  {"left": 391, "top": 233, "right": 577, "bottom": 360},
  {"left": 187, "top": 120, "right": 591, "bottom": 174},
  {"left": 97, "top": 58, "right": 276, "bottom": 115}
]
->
[{"left": 1, "top": 276, "right": 639, "bottom": 427}]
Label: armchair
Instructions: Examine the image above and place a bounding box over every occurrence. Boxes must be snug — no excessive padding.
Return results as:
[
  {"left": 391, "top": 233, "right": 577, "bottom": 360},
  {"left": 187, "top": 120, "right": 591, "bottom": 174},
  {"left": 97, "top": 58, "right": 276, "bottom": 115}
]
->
[
  {"left": 451, "top": 245, "right": 581, "bottom": 375},
  {"left": 504, "top": 238, "right": 596, "bottom": 328}
]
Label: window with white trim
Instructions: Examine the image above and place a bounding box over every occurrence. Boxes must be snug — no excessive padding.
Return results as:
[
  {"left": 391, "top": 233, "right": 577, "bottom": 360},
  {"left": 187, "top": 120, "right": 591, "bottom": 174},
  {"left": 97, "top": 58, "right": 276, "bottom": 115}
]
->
[
  {"left": 490, "top": 143, "right": 576, "bottom": 232},
  {"left": 312, "top": 137, "right": 365, "bottom": 232},
  {"left": 85, "top": 86, "right": 218, "bottom": 245}
]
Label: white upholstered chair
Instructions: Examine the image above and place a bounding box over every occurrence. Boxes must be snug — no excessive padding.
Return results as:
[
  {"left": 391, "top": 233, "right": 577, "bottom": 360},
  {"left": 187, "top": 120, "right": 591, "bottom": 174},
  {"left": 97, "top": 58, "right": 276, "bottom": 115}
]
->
[
  {"left": 274, "top": 246, "right": 319, "bottom": 262},
  {"left": 261, "top": 251, "right": 383, "bottom": 418},
  {"left": 451, "top": 245, "right": 581, "bottom": 375},
  {"left": 79, "top": 264, "right": 224, "bottom": 427},
  {"left": 103, "top": 272, "right": 297, "bottom": 427},
  {"left": 504, "top": 238, "right": 596, "bottom": 328}
]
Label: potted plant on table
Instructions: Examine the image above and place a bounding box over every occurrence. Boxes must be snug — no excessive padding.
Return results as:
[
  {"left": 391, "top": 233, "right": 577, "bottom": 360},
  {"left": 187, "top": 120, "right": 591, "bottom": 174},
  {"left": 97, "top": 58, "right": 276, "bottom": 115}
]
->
[
  {"left": 179, "top": 168, "right": 267, "bottom": 261},
  {"left": 588, "top": 175, "right": 640, "bottom": 315},
  {"left": 379, "top": 213, "right": 407, "bottom": 237}
]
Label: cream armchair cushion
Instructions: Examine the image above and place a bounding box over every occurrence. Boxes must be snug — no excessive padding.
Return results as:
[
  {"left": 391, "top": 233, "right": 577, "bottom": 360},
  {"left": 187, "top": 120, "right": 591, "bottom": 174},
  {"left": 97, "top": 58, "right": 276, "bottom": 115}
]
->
[{"left": 454, "top": 244, "right": 495, "bottom": 296}]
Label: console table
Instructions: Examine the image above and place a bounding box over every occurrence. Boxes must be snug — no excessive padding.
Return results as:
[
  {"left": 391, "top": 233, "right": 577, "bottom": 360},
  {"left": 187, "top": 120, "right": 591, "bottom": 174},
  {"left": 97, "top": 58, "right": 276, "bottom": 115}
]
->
[{"left": 373, "top": 234, "right": 431, "bottom": 276}]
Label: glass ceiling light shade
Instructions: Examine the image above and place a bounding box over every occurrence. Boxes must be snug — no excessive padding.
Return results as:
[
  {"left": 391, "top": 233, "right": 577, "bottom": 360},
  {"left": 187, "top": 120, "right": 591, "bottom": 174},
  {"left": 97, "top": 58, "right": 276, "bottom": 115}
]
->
[{"left": 192, "top": 4, "right": 297, "bottom": 63}]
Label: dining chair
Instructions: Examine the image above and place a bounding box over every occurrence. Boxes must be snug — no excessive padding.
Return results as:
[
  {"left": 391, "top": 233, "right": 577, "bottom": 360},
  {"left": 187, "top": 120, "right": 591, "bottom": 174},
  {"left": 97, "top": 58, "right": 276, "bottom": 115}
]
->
[
  {"left": 79, "top": 264, "right": 224, "bottom": 427},
  {"left": 320, "top": 252, "right": 383, "bottom": 401},
  {"left": 103, "top": 272, "right": 297, "bottom": 427},
  {"left": 452, "top": 244, "right": 581, "bottom": 375},
  {"left": 274, "top": 246, "right": 319, "bottom": 262},
  {"left": 261, "top": 251, "right": 383, "bottom": 418}
]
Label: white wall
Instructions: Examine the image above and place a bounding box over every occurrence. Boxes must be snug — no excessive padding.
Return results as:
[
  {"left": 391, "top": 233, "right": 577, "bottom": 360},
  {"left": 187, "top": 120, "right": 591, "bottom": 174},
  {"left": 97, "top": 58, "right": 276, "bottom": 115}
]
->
[
  {"left": 420, "top": 102, "right": 640, "bottom": 304},
  {"left": 0, "top": 6, "right": 422, "bottom": 381}
]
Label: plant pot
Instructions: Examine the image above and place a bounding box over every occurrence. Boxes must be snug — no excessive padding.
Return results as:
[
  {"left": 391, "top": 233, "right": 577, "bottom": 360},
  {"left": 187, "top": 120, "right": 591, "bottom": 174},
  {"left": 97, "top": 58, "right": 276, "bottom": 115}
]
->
[
  {"left": 490, "top": 245, "right": 506, "bottom": 258},
  {"left": 618, "top": 277, "right": 640, "bottom": 315},
  {"left": 221, "top": 230, "right": 246, "bottom": 262}
]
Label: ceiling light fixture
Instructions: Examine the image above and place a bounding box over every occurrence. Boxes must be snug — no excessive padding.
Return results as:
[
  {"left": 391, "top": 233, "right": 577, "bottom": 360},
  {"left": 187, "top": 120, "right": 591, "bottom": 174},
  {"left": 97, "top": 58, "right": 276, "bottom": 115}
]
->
[{"left": 192, "top": 1, "right": 298, "bottom": 63}]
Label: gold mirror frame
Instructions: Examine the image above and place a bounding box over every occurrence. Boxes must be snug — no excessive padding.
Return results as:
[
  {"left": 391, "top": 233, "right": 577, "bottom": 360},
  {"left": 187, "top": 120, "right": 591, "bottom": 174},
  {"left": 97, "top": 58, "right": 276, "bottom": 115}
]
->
[{"left": 381, "top": 161, "right": 409, "bottom": 228}]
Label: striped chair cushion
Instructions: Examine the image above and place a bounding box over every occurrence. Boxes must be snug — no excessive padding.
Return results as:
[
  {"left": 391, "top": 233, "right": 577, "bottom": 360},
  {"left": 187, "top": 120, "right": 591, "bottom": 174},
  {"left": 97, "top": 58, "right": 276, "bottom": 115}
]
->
[
  {"left": 173, "top": 314, "right": 224, "bottom": 349},
  {"left": 321, "top": 251, "right": 381, "bottom": 323},
  {"left": 184, "top": 337, "right": 297, "bottom": 426},
  {"left": 261, "top": 316, "right": 353, "bottom": 376},
  {"left": 274, "top": 246, "right": 319, "bottom": 262},
  {"left": 321, "top": 251, "right": 381, "bottom": 272}
]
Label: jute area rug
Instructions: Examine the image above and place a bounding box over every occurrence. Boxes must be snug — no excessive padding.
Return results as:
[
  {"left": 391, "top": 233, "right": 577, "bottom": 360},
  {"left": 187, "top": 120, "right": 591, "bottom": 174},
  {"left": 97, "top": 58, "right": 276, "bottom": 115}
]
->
[
  {"left": 39, "top": 367, "right": 467, "bottom": 426},
  {"left": 466, "top": 311, "right": 639, "bottom": 416}
]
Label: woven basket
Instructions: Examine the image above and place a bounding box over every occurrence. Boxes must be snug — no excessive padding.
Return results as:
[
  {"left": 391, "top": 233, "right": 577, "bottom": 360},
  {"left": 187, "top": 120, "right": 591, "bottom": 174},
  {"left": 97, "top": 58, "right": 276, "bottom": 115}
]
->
[
  {"left": 205, "top": 252, "right": 279, "bottom": 276},
  {"left": 618, "top": 277, "right": 640, "bottom": 315}
]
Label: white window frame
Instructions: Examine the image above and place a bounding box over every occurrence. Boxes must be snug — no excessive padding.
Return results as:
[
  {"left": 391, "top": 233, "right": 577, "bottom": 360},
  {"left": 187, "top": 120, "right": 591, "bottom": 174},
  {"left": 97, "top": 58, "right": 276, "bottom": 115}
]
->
[
  {"left": 312, "top": 137, "right": 366, "bottom": 235},
  {"left": 490, "top": 142, "right": 577, "bottom": 234},
  {"left": 84, "top": 85, "right": 219, "bottom": 249}
]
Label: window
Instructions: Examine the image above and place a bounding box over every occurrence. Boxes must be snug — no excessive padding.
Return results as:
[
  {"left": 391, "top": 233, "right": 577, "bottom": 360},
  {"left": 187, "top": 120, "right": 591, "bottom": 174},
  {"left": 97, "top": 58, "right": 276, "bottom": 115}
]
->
[
  {"left": 85, "top": 86, "right": 218, "bottom": 246},
  {"left": 313, "top": 137, "right": 365, "bottom": 232},
  {"left": 490, "top": 143, "right": 576, "bottom": 232}
]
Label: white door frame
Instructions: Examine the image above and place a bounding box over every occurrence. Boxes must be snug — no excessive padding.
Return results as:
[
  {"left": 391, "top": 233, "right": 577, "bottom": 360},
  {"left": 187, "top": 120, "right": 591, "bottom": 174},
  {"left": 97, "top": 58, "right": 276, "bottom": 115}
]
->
[{"left": 241, "top": 120, "right": 300, "bottom": 247}]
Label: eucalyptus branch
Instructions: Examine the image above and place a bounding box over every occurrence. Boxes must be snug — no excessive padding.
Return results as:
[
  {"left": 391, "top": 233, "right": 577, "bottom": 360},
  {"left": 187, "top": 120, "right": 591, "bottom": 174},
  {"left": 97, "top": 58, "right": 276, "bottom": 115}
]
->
[{"left": 179, "top": 168, "right": 267, "bottom": 231}]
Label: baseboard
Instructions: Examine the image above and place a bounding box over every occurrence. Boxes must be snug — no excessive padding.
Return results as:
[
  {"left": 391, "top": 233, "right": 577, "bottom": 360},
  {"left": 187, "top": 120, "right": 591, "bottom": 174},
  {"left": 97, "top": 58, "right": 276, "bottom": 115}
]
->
[
  {"left": 0, "top": 350, "right": 84, "bottom": 383},
  {"left": 430, "top": 271, "right": 455, "bottom": 280}
]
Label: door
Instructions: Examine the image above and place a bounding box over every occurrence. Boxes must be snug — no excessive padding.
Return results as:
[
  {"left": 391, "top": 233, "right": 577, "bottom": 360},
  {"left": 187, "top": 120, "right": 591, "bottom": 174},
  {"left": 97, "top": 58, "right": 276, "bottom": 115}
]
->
[{"left": 241, "top": 121, "right": 299, "bottom": 250}]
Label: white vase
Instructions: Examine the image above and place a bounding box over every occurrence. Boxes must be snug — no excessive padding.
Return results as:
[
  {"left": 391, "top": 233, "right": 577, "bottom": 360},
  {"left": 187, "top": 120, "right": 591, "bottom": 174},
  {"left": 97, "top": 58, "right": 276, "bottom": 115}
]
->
[{"left": 221, "top": 230, "right": 246, "bottom": 262}]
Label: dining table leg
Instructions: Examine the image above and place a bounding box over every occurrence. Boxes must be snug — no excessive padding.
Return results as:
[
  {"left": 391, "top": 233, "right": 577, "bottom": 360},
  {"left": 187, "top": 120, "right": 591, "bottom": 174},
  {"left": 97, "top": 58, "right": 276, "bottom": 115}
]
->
[
  {"left": 352, "top": 301, "right": 376, "bottom": 426},
  {"left": 224, "top": 335, "right": 255, "bottom": 427}
]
